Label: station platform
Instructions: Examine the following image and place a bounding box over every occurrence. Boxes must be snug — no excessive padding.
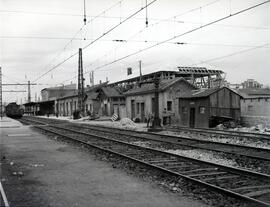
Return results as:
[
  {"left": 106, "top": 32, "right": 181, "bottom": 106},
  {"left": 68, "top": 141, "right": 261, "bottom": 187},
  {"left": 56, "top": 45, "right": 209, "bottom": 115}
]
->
[{"left": 0, "top": 117, "right": 205, "bottom": 207}]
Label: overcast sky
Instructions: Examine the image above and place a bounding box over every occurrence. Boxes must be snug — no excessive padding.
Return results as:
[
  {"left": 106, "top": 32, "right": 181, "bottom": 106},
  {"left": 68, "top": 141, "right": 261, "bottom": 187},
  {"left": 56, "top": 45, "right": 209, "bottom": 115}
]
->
[{"left": 1, "top": 0, "right": 270, "bottom": 103}]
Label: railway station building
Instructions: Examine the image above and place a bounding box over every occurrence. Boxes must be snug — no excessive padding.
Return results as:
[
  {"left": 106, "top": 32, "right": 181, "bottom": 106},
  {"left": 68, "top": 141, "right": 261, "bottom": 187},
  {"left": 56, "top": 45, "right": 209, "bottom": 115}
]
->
[{"left": 124, "top": 77, "right": 197, "bottom": 125}]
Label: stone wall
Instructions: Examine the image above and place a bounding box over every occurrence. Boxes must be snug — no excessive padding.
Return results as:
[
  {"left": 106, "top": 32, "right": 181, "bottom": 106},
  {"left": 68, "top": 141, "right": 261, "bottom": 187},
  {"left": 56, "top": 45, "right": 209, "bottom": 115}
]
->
[
  {"left": 241, "top": 115, "right": 270, "bottom": 127},
  {"left": 241, "top": 98, "right": 270, "bottom": 116}
]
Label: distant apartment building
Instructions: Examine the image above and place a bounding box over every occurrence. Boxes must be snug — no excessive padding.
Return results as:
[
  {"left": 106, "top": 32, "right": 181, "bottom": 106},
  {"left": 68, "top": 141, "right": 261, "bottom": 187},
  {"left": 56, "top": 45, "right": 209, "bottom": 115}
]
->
[
  {"left": 226, "top": 79, "right": 263, "bottom": 89},
  {"left": 41, "top": 84, "right": 77, "bottom": 101},
  {"left": 241, "top": 79, "right": 263, "bottom": 89}
]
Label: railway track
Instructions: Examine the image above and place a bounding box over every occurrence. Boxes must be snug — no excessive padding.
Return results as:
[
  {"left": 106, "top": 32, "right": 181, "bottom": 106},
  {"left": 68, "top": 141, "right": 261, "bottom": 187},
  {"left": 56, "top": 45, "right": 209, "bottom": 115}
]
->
[
  {"left": 20, "top": 117, "right": 270, "bottom": 206},
  {"left": 69, "top": 123, "right": 270, "bottom": 160},
  {"left": 167, "top": 125, "right": 270, "bottom": 141},
  {"left": 20, "top": 117, "right": 270, "bottom": 173}
]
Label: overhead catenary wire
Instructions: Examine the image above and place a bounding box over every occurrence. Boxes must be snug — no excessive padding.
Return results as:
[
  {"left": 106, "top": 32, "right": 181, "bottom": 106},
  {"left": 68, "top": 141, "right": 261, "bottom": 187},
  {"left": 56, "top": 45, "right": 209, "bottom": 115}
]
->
[
  {"left": 81, "top": 0, "right": 227, "bottom": 71},
  {"left": 32, "top": 0, "right": 158, "bottom": 84},
  {"left": 189, "top": 43, "right": 270, "bottom": 66},
  {"left": 31, "top": 0, "right": 126, "bottom": 83},
  {"left": 31, "top": 0, "right": 221, "bottom": 84},
  {"left": 61, "top": 0, "right": 270, "bottom": 84}
]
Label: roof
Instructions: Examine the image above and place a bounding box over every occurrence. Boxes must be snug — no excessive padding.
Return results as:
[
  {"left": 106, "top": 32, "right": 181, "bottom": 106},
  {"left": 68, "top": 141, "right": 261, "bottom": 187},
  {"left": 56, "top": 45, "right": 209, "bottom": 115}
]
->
[
  {"left": 237, "top": 88, "right": 270, "bottom": 98},
  {"left": 85, "top": 82, "right": 108, "bottom": 92},
  {"left": 41, "top": 84, "right": 76, "bottom": 92},
  {"left": 124, "top": 77, "right": 197, "bottom": 96},
  {"left": 100, "top": 87, "right": 123, "bottom": 97},
  {"left": 56, "top": 90, "right": 78, "bottom": 100},
  {"left": 23, "top": 100, "right": 55, "bottom": 106},
  {"left": 86, "top": 91, "right": 98, "bottom": 100},
  {"left": 109, "top": 68, "right": 224, "bottom": 86},
  {"left": 179, "top": 86, "right": 242, "bottom": 99},
  {"left": 23, "top": 102, "right": 36, "bottom": 106},
  {"left": 177, "top": 67, "right": 223, "bottom": 75}
]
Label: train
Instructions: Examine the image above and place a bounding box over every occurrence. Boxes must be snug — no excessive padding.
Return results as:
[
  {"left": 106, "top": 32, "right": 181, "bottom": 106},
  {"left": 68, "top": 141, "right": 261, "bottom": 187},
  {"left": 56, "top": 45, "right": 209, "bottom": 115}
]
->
[{"left": 5, "top": 102, "right": 24, "bottom": 118}]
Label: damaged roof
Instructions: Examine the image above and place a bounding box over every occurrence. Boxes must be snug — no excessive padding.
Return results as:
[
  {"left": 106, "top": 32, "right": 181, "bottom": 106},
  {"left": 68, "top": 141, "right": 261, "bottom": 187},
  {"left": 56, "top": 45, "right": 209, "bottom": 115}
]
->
[
  {"left": 124, "top": 77, "right": 196, "bottom": 96},
  {"left": 237, "top": 88, "right": 270, "bottom": 98}
]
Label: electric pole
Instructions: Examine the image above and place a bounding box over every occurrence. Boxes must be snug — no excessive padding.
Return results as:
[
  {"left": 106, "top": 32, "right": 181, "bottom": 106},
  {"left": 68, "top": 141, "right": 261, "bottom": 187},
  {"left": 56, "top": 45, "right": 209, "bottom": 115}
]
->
[
  {"left": 78, "top": 48, "right": 85, "bottom": 116},
  {"left": 0, "top": 67, "right": 2, "bottom": 119},
  {"left": 152, "top": 74, "right": 161, "bottom": 129},
  {"left": 28, "top": 80, "right": 31, "bottom": 103},
  {"left": 139, "top": 60, "right": 142, "bottom": 82}
]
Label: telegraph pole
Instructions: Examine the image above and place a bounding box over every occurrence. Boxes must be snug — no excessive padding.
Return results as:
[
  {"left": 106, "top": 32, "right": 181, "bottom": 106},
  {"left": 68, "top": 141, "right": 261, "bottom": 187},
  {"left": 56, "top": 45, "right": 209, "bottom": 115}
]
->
[
  {"left": 151, "top": 74, "right": 161, "bottom": 129},
  {"left": 78, "top": 48, "right": 85, "bottom": 116},
  {"left": 139, "top": 60, "right": 142, "bottom": 82},
  {"left": 0, "top": 67, "right": 3, "bottom": 119},
  {"left": 28, "top": 80, "right": 31, "bottom": 103}
]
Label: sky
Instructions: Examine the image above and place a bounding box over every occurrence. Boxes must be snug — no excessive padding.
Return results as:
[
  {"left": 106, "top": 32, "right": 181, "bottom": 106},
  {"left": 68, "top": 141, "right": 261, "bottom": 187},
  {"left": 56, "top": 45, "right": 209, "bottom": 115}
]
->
[{"left": 1, "top": 0, "right": 270, "bottom": 103}]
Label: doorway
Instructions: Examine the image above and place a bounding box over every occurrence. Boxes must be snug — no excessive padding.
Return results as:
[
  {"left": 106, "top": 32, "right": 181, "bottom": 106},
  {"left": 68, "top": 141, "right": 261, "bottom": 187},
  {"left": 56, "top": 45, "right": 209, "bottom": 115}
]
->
[
  {"left": 140, "top": 102, "right": 145, "bottom": 122},
  {"left": 189, "top": 108, "right": 195, "bottom": 128},
  {"left": 131, "top": 100, "right": 135, "bottom": 119}
]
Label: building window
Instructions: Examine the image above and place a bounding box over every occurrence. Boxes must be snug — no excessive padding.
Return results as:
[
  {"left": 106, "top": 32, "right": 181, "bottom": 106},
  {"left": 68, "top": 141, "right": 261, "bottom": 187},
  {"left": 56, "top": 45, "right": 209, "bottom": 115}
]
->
[
  {"left": 248, "top": 105, "right": 253, "bottom": 111},
  {"left": 167, "top": 101, "right": 172, "bottom": 111},
  {"left": 199, "top": 106, "right": 206, "bottom": 114},
  {"left": 182, "top": 107, "right": 188, "bottom": 114},
  {"left": 136, "top": 103, "right": 140, "bottom": 114}
]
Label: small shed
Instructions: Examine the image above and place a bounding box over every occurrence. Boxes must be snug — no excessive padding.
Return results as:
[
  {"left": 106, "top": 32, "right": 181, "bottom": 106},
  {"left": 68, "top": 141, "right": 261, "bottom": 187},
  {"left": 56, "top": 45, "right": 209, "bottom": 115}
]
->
[{"left": 178, "top": 87, "right": 242, "bottom": 128}]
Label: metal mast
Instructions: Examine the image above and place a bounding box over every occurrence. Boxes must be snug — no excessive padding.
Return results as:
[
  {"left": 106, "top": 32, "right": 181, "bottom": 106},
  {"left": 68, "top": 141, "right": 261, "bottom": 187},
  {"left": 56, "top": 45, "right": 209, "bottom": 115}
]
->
[
  {"left": 0, "top": 67, "right": 2, "bottom": 119},
  {"left": 78, "top": 48, "right": 85, "bottom": 115},
  {"left": 27, "top": 80, "right": 31, "bottom": 103}
]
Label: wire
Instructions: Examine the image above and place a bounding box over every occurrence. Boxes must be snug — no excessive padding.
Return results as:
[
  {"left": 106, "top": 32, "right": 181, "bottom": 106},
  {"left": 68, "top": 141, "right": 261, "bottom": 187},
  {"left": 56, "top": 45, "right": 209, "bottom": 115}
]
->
[
  {"left": 32, "top": 0, "right": 158, "bottom": 83},
  {"left": 2, "top": 74, "right": 23, "bottom": 84},
  {"left": 31, "top": 0, "right": 125, "bottom": 83},
  {"left": 82, "top": 0, "right": 224, "bottom": 71},
  {"left": 189, "top": 43, "right": 270, "bottom": 66},
  {"left": 3, "top": 35, "right": 270, "bottom": 49},
  {"left": 61, "top": 0, "right": 270, "bottom": 83},
  {"left": 30, "top": 0, "right": 221, "bottom": 84}
]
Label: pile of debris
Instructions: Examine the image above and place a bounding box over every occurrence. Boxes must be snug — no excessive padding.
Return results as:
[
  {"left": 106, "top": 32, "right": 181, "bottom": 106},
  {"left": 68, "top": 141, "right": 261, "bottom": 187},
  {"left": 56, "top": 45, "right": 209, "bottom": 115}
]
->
[
  {"left": 217, "top": 123, "right": 270, "bottom": 134},
  {"left": 120, "top": 118, "right": 137, "bottom": 130}
]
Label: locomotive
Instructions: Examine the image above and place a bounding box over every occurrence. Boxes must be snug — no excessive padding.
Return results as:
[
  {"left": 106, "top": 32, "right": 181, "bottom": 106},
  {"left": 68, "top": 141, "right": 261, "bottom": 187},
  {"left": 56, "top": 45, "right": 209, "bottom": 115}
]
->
[{"left": 5, "top": 102, "right": 24, "bottom": 118}]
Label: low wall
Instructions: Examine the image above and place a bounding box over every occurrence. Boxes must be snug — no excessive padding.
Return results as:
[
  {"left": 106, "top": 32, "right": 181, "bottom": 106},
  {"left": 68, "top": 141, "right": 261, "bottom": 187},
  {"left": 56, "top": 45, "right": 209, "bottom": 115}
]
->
[{"left": 241, "top": 116, "right": 270, "bottom": 127}]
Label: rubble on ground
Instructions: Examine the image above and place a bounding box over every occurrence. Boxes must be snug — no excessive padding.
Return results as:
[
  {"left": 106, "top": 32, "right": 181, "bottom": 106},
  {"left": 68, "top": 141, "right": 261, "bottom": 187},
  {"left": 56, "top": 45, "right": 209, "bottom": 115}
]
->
[
  {"left": 227, "top": 124, "right": 270, "bottom": 134},
  {"left": 120, "top": 118, "right": 137, "bottom": 130}
]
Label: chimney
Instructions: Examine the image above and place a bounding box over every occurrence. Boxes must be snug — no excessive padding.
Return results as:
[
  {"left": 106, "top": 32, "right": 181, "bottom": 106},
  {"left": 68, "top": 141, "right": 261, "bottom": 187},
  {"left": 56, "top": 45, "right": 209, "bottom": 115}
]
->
[{"left": 106, "top": 77, "right": 108, "bottom": 82}]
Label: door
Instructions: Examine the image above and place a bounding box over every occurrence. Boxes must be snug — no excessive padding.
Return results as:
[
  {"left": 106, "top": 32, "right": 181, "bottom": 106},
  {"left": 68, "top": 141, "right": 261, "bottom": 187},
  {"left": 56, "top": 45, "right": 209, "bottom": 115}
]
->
[
  {"left": 113, "top": 104, "right": 119, "bottom": 116},
  {"left": 189, "top": 108, "right": 195, "bottom": 128},
  {"left": 141, "top": 102, "right": 145, "bottom": 122},
  {"left": 104, "top": 104, "right": 108, "bottom": 116},
  {"left": 131, "top": 100, "right": 135, "bottom": 119}
]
